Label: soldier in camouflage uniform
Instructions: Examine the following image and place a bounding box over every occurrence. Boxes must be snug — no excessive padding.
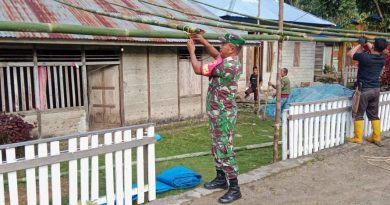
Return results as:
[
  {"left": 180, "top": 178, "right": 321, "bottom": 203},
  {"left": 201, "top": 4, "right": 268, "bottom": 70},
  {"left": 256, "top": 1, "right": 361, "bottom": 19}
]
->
[{"left": 187, "top": 33, "right": 244, "bottom": 204}]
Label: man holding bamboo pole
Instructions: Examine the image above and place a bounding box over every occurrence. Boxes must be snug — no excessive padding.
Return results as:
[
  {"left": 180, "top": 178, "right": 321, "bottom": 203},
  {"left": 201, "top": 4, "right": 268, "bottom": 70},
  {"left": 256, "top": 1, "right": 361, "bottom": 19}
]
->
[
  {"left": 187, "top": 33, "right": 244, "bottom": 203},
  {"left": 348, "top": 37, "right": 387, "bottom": 146}
]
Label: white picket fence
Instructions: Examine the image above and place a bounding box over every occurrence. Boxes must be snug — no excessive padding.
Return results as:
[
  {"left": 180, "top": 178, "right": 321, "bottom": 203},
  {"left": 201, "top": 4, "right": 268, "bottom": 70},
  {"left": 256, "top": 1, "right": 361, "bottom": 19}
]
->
[
  {"left": 0, "top": 123, "right": 156, "bottom": 205},
  {"left": 282, "top": 91, "right": 390, "bottom": 160}
]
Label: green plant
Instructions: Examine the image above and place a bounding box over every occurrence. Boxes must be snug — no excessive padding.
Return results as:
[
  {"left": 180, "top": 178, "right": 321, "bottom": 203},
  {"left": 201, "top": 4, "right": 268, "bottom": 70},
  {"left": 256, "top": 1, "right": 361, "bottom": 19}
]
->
[{"left": 0, "top": 113, "right": 36, "bottom": 145}]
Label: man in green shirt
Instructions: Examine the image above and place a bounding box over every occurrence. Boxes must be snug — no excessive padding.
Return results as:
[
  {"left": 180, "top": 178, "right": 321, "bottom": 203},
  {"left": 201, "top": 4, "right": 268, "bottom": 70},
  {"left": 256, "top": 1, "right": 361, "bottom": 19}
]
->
[{"left": 269, "top": 68, "right": 291, "bottom": 99}]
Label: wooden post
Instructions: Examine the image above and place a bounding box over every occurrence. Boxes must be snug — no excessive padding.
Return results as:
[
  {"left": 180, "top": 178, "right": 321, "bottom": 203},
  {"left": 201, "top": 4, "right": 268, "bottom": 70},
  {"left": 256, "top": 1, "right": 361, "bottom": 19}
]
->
[
  {"left": 273, "top": 0, "right": 284, "bottom": 162},
  {"left": 147, "top": 47, "right": 151, "bottom": 122},
  {"left": 82, "top": 48, "right": 89, "bottom": 130},
  {"left": 119, "top": 47, "right": 125, "bottom": 126},
  {"left": 256, "top": 0, "right": 262, "bottom": 115},
  {"left": 33, "top": 49, "right": 42, "bottom": 138}
]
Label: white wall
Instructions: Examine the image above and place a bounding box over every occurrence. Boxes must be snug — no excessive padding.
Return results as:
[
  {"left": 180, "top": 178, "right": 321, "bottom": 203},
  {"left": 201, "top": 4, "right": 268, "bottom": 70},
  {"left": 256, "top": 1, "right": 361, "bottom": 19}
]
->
[{"left": 261, "top": 41, "right": 316, "bottom": 89}]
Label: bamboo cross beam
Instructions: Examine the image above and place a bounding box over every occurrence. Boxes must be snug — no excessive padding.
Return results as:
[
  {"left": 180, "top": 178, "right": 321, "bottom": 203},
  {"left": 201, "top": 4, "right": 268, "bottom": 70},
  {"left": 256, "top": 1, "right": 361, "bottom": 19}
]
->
[
  {"left": 138, "top": 0, "right": 388, "bottom": 40},
  {"left": 0, "top": 21, "right": 359, "bottom": 43},
  {"left": 106, "top": 0, "right": 307, "bottom": 37},
  {"left": 53, "top": 0, "right": 203, "bottom": 34},
  {"left": 189, "top": 0, "right": 390, "bottom": 38}
]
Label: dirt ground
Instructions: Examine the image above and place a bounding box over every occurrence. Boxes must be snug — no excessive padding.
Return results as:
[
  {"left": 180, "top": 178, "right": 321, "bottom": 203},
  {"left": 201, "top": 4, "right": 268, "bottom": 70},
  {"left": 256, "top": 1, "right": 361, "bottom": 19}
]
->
[{"left": 184, "top": 138, "right": 390, "bottom": 205}]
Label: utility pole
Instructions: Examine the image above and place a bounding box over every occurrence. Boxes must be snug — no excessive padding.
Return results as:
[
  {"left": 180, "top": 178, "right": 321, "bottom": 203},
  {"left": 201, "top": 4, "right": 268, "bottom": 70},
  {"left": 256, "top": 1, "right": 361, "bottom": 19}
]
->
[{"left": 273, "top": 0, "right": 284, "bottom": 163}]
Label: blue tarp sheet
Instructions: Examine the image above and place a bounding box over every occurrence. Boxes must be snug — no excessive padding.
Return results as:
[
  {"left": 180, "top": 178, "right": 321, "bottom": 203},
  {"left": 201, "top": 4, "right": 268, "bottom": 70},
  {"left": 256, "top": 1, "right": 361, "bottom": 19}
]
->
[
  {"left": 156, "top": 166, "right": 202, "bottom": 189},
  {"left": 100, "top": 166, "right": 202, "bottom": 204},
  {"left": 264, "top": 84, "right": 354, "bottom": 119}
]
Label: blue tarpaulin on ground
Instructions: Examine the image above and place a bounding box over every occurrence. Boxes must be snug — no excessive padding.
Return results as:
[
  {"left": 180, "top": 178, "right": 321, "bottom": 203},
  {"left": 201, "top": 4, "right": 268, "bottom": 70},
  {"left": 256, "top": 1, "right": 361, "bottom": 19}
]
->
[
  {"left": 263, "top": 84, "right": 354, "bottom": 119},
  {"left": 156, "top": 166, "right": 202, "bottom": 189},
  {"left": 99, "top": 166, "right": 202, "bottom": 204}
]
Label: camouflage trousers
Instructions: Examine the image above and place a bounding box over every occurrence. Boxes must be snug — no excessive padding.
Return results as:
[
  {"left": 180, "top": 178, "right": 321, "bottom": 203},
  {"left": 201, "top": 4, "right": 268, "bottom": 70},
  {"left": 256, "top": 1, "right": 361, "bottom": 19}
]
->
[{"left": 208, "top": 109, "right": 239, "bottom": 179}]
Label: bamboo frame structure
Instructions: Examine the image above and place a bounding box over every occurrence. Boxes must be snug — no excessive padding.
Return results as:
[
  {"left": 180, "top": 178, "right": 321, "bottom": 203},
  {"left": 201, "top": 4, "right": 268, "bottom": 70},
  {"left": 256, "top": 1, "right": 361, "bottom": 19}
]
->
[
  {"left": 0, "top": 21, "right": 360, "bottom": 43},
  {"left": 105, "top": 0, "right": 307, "bottom": 37},
  {"left": 189, "top": 0, "right": 390, "bottom": 37}
]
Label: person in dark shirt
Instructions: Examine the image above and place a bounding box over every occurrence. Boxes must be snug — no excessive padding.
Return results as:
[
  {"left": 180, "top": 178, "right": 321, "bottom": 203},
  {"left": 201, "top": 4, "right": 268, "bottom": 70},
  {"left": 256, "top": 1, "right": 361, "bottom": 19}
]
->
[
  {"left": 245, "top": 66, "right": 260, "bottom": 101},
  {"left": 347, "top": 37, "right": 387, "bottom": 146}
]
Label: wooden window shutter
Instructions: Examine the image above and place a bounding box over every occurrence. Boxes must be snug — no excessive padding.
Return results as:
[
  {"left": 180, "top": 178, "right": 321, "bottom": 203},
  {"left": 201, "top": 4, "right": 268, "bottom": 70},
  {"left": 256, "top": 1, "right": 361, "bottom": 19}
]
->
[{"left": 293, "top": 42, "right": 300, "bottom": 67}]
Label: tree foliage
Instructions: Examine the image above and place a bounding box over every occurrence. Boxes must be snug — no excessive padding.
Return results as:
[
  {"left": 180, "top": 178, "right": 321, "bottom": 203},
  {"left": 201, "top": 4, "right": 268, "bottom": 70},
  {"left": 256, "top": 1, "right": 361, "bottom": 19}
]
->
[{"left": 287, "top": 0, "right": 390, "bottom": 31}]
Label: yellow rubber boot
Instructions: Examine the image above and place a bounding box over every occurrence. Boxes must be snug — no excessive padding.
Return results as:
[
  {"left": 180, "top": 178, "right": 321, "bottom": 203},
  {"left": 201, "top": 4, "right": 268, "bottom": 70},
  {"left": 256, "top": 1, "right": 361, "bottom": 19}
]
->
[
  {"left": 348, "top": 120, "right": 364, "bottom": 144},
  {"left": 367, "top": 120, "right": 383, "bottom": 147}
]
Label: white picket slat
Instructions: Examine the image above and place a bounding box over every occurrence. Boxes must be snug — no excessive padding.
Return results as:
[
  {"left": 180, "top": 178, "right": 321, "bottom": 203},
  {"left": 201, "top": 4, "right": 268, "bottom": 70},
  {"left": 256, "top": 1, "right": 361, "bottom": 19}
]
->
[
  {"left": 38, "top": 143, "right": 49, "bottom": 205},
  {"left": 325, "top": 102, "right": 332, "bottom": 148},
  {"left": 340, "top": 100, "right": 347, "bottom": 144},
  {"left": 297, "top": 105, "right": 303, "bottom": 156},
  {"left": 292, "top": 106, "right": 298, "bottom": 158},
  {"left": 319, "top": 103, "right": 326, "bottom": 150},
  {"left": 313, "top": 104, "right": 320, "bottom": 152},
  {"left": 303, "top": 105, "right": 309, "bottom": 155},
  {"left": 363, "top": 114, "right": 369, "bottom": 137},
  {"left": 68, "top": 138, "right": 78, "bottom": 205},
  {"left": 104, "top": 133, "right": 115, "bottom": 205},
  {"left": 25, "top": 145, "right": 37, "bottom": 205},
  {"left": 282, "top": 110, "right": 288, "bottom": 160},
  {"left": 6, "top": 148, "right": 19, "bottom": 205},
  {"left": 330, "top": 101, "right": 337, "bottom": 147},
  {"left": 335, "top": 101, "right": 342, "bottom": 146},
  {"left": 115, "top": 131, "right": 124, "bottom": 205},
  {"left": 50, "top": 141, "right": 62, "bottom": 205},
  {"left": 147, "top": 126, "right": 156, "bottom": 201},
  {"left": 80, "top": 136, "right": 90, "bottom": 205},
  {"left": 385, "top": 94, "right": 390, "bottom": 131},
  {"left": 90, "top": 135, "right": 99, "bottom": 202},
  {"left": 123, "top": 130, "right": 133, "bottom": 205},
  {"left": 136, "top": 128, "right": 145, "bottom": 204},
  {"left": 308, "top": 104, "right": 315, "bottom": 154},
  {"left": 288, "top": 106, "right": 295, "bottom": 159}
]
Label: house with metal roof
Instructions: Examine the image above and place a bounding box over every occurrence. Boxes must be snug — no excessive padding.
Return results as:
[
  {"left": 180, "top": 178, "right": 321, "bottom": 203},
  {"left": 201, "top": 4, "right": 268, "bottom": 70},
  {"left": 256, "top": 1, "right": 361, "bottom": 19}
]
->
[
  {"left": 0, "top": 0, "right": 249, "bottom": 137},
  {"left": 0, "top": 0, "right": 337, "bottom": 137},
  {"left": 196, "top": 0, "right": 335, "bottom": 27}
]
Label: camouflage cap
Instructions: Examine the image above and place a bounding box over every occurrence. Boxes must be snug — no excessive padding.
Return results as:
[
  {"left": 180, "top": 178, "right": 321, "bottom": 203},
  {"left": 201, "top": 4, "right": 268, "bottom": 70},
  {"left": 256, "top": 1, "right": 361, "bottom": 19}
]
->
[{"left": 219, "top": 33, "right": 245, "bottom": 45}]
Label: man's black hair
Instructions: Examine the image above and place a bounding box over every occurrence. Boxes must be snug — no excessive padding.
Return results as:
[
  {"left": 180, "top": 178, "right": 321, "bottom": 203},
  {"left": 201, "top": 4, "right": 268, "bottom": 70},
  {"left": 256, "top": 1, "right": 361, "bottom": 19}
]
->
[{"left": 374, "top": 38, "right": 388, "bottom": 52}]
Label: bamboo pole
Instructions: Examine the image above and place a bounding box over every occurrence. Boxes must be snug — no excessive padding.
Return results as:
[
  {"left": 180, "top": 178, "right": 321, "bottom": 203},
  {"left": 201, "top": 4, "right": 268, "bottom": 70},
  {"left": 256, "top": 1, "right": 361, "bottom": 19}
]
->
[
  {"left": 256, "top": 0, "right": 262, "bottom": 116},
  {"left": 273, "top": 0, "right": 284, "bottom": 163},
  {"left": 138, "top": 0, "right": 389, "bottom": 40},
  {"left": 54, "top": 0, "right": 203, "bottom": 33},
  {"left": 0, "top": 21, "right": 360, "bottom": 43},
  {"left": 189, "top": 0, "right": 390, "bottom": 37}
]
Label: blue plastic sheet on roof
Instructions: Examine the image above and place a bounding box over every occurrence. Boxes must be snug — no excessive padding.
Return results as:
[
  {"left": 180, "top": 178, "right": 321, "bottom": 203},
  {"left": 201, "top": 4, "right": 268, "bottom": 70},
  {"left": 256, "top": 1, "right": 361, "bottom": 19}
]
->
[{"left": 264, "top": 84, "right": 354, "bottom": 119}]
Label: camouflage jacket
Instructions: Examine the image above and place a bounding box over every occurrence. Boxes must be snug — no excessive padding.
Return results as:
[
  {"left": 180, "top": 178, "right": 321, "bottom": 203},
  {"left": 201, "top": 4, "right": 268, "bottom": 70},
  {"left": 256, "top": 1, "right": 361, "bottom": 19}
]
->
[{"left": 205, "top": 56, "right": 242, "bottom": 116}]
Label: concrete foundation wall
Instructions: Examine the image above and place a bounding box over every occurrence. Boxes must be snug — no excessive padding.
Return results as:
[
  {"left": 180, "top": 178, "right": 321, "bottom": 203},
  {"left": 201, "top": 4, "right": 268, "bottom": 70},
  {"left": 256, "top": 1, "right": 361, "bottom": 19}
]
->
[
  {"left": 149, "top": 47, "right": 179, "bottom": 121},
  {"left": 41, "top": 108, "right": 86, "bottom": 137},
  {"left": 19, "top": 108, "right": 86, "bottom": 138}
]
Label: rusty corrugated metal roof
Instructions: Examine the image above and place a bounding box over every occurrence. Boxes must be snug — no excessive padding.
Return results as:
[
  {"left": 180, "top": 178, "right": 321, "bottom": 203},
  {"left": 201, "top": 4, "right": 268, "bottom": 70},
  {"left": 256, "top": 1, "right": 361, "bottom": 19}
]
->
[{"left": 0, "top": 0, "right": 240, "bottom": 44}]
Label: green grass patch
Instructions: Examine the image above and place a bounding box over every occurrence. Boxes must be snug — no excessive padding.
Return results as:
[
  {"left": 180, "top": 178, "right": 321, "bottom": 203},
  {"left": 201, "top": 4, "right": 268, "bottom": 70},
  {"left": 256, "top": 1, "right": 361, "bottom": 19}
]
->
[{"left": 155, "top": 108, "right": 275, "bottom": 157}]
